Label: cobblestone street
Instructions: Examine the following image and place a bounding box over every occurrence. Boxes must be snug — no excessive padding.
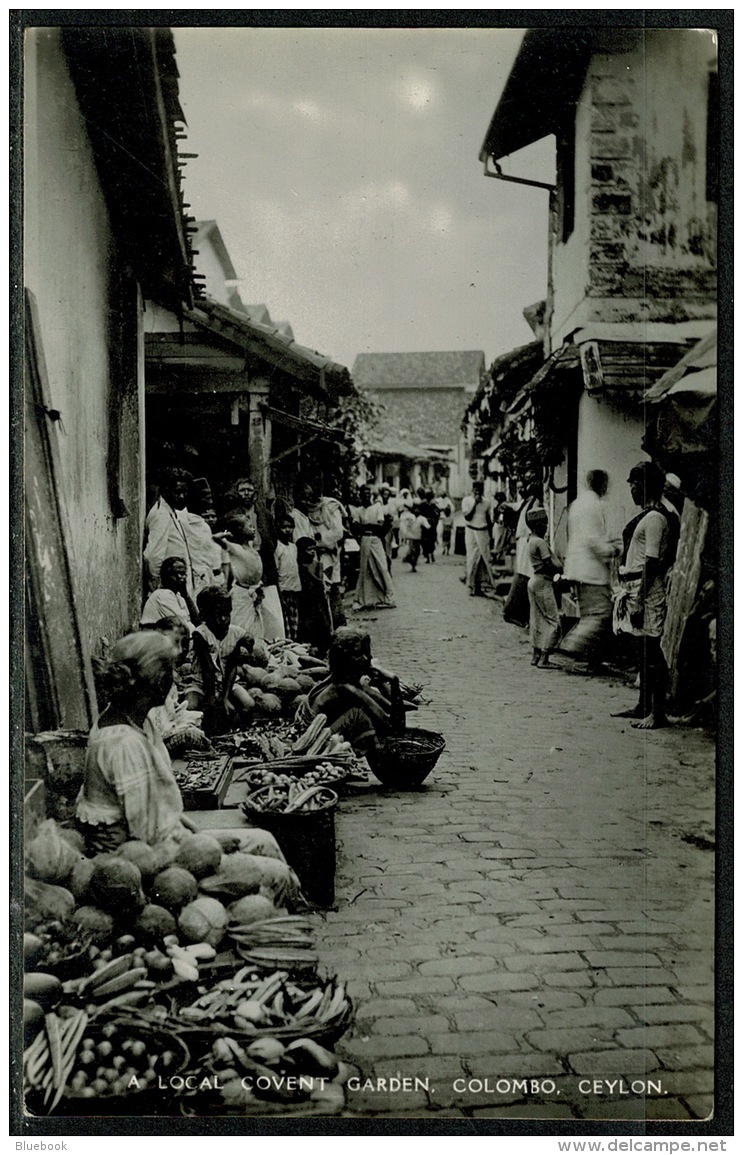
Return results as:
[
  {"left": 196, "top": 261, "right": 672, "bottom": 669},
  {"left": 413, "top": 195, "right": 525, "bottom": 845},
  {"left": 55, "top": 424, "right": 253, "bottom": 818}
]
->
[{"left": 315, "top": 554, "right": 715, "bottom": 1124}]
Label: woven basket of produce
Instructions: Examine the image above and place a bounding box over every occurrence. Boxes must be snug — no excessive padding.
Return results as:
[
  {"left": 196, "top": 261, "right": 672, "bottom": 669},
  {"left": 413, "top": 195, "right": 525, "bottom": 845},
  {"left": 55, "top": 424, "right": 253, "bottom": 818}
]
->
[
  {"left": 24, "top": 1013, "right": 190, "bottom": 1115},
  {"left": 241, "top": 786, "right": 338, "bottom": 908},
  {"left": 373, "top": 727, "right": 446, "bottom": 789}
]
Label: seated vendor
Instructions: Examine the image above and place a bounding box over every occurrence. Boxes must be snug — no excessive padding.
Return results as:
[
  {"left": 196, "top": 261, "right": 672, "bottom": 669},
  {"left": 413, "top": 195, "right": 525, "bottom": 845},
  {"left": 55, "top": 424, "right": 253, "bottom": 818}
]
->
[
  {"left": 296, "top": 626, "right": 404, "bottom": 767},
  {"left": 77, "top": 628, "right": 286, "bottom": 864},
  {"left": 140, "top": 556, "right": 199, "bottom": 633},
  {"left": 185, "top": 585, "right": 256, "bottom": 734},
  {"left": 76, "top": 630, "right": 200, "bottom": 856}
]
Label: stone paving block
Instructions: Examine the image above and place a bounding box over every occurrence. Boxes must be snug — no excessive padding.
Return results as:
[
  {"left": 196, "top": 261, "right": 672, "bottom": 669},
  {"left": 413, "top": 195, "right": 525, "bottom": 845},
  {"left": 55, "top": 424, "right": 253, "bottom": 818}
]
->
[
  {"left": 591, "top": 985, "right": 678, "bottom": 1006},
  {"left": 374, "top": 976, "right": 457, "bottom": 997},
  {"left": 615, "top": 1024, "right": 710, "bottom": 1048},
  {"left": 503, "top": 952, "right": 586, "bottom": 972},
  {"left": 583, "top": 951, "right": 664, "bottom": 968},
  {"left": 594, "top": 967, "right": 678, "bottom": 986},
  {"left": 459, "top": 971, "right": 540, "bottom": 993},
  {"left": 341, "top": 1034, "right": 430, "bottom": 1059},
  {"left": 418, "top": 956, "right": 496, "bottom": 978},
  {"left": 520, "top": 936, "right": 597, "bottom": 954},
  {"left": 644, "top": 1068, "right": 714, "bottom": 1095},
  {"left": 672, "top": 984, "right": 715, "bottom": 1004},
  {"left": 510, "top": 990, "right": 587, "bottom": 1010},
  {"left": 452, "top": 1007, "right": 544, "bottom": 1033},
  {"left": 368, "top": 1015, "right": 451, "bottom": 1036},
  {"left": 568, "top": 1049, "right": 660, "bottom": 1075},
  {"left": 358, "top": 998, "right": 419, "bottom": 1018},
  {"left": 682, "top": 1094, "right": 714, "bottom": 1120},
  {"left": 536, "top": 1006, "right": 636, "bottom": 1029},
  {"left": 428, "top": 1030, "right": 522, "bottom": 1056},
  {"left": 632, "top": 1004, "right": 713, "bottom": 1026},
  {"left": 526, "top": 1026, "right": 622, "bottom": 1052},
  {"left": 348, "top": 961, "right": 417, "bottom": 981},
  {"left": 464, "top": 1052, "right": 566, "bottom": 1079}
]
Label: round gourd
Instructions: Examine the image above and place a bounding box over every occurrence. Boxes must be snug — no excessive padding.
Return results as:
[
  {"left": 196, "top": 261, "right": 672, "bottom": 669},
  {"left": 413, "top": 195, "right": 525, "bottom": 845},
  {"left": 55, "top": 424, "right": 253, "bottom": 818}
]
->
[
  {"left": 175, "top": 834, "right": 223, "bottom": 880},
  {"left": 89, "top": 857, "right": 145, "bottom": 915},
  {"left": 178, "top": 896, "right": 229, "bottom": 947},
  {"left": 257, "top": 692, "right": 282, "bottom": 715},
  {"left": 150, "top": 866, "right": 198, "bottom": 913},
  {"left": 228, "top": 894, "right": 277, "bottom": 925},
  {"left": 71, "top": 905, "right": 116, "bottom": 946},
  {"left": 117, "top": 841, "right": 160, "bottom": 884},
  {"left": 68, "top": 857, "right": 96, "bottom": 902},
  {"left": 132, "top": 903, "right": 178, "bottom": 945}
]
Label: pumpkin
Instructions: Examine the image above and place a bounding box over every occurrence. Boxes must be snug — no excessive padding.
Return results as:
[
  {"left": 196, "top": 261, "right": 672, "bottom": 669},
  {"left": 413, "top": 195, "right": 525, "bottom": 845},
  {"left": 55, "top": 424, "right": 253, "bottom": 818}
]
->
[
  {"left": 132, "top": 903, "right": 178, "bottom": 945},
  {"left": 25, "top": 820, "right": 80, "bottom": 884},
  {"left": 228, "top": 894, "right": 278, "bottom": 925},
  {"left": 89, "top": 857, "right": 145, "bottom": 915},
  {"left": 71, "top": 905, "right": 115, "bottom": 945},
  {"left": 67, "top": 857, "right": 96, "bottom": 902},
  {"left": 117, "top": 841, "right": 160, "bottom": 885}
]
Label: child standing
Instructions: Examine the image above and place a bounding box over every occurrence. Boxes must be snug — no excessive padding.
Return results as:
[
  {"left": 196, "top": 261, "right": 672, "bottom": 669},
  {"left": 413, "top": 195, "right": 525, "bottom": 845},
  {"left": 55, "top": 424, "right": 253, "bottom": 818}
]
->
[
  {"left": 275, "top": 516, "right": 302, "bottom": 640},
  {"left": 525, "top": 508, "right": 563, "bottom": 668},
  {"left": 296, "top": 537, "right": 333, "bottom": 656}
]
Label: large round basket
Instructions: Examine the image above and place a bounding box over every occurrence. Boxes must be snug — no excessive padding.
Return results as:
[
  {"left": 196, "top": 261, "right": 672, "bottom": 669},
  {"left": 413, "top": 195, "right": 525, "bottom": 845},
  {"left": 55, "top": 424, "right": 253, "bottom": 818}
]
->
[
  {"left": 373, "top": 728, "right": 446, "bottom": 790},
  {"left": 242, "top": 786, "right": 339, "bottom": 908}
]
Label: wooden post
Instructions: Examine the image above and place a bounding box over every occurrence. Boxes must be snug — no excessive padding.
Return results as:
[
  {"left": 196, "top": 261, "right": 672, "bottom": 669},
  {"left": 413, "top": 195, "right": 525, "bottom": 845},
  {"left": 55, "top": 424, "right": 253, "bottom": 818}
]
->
[{"left": 247, "top": 376, "right": 271, "bottom": 510}]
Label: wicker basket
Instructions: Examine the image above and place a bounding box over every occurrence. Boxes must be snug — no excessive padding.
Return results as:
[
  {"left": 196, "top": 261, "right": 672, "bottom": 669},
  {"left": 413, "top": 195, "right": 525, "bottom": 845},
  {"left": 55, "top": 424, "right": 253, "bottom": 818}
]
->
[{"left": 373, "top": 727, "right": 446, "bottom": 789}]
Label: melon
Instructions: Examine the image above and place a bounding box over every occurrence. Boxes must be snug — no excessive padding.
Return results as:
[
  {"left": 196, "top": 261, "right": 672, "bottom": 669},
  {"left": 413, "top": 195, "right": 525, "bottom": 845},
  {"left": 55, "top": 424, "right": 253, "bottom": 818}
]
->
[
  {"left": 117, "top": 841, "right": 160, "bottom": 884},
  {"left": 133, "top": 903, "right": 178, "bottom": 945},
  {"left": 228, "top": 894, "right": 277, "bottom": 925},
  {"left": 71, "top": 905, "right": 115, "bottom": 945},
  {"left": 174, "top": 833, "right": 223, "bottom": 880},
  {"left": 89, "top": 856, "right": 145, "bottom": 915},
  {"left": 68, "top": 857, "right": 96, "bottom": 902},
  {"left": 150, "top": 866, "right": 198, "bottom": 913}
]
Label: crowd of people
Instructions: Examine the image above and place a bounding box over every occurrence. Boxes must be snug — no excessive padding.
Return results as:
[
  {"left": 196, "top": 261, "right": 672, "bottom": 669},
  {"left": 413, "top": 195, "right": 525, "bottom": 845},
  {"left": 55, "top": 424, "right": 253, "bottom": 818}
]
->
[{"left": 460, "top": 462, "right": 694, "bottom": 732}]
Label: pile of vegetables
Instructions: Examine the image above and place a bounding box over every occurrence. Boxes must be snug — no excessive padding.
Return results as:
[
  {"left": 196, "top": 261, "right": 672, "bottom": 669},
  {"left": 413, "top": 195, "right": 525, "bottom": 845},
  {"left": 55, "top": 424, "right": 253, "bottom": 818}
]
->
[
  {"left": 240, "top": 760, "right": 350, "bottom": 792},
  {"left": 291, "top": 713, "right": 354, "bottom": 757},
  {"left": 243, "top": 783, "right": 338, "bottom": 816},
  {"left": 232, "top": 640, "right": 329, "bottom": 719},
  {"left": 172, "top": 757, "right": 229, "bottom": 795},
  {"left": 22, "top": 817, "right": 355, "bottom": 1115}
]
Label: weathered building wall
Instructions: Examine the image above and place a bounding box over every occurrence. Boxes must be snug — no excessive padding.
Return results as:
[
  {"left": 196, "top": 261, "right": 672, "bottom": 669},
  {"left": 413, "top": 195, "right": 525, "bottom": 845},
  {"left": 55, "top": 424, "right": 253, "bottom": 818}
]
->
[
  {"left": 24, "top": 29, "right": 145, "bottom": 661},
  {"left": 576, "top": 393, "right": 647, "bottom": 540},
  {"left": 552, "top": 29, "right": 717, "bottom": 345},
  {"left": 366, "top": 386, "right": 472, "bottom": 497}
]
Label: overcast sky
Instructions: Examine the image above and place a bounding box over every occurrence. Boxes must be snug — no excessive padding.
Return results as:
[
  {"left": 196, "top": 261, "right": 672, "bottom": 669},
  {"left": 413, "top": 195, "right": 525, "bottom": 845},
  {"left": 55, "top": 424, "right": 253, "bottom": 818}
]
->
[{"left": 175, "top": 26, "right": 554, "bottom": 372}]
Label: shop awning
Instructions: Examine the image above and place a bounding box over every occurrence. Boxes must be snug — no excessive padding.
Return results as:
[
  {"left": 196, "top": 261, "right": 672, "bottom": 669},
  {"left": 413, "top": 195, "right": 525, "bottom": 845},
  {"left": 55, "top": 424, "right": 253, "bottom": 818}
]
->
[
  {"left": 644, "top": 328, "right": 717, "bottom": 402},
  {"left": 184, "top": 298, "right": 354, "bottom": 401}
]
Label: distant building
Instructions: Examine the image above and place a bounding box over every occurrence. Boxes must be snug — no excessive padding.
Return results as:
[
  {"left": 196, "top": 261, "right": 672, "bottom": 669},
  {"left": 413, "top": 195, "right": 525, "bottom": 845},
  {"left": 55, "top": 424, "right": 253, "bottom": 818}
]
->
[
  {"left": 352, "top": 350, "right": 486, "bottom": 499},
  {"left": 191, "top": 220, "right": 294, "bottom": 339}
]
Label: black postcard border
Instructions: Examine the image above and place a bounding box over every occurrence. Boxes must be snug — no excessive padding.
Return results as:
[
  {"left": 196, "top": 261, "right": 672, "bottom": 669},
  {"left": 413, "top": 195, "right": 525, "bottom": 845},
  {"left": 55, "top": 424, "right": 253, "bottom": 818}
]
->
[{"left": 10, "top": 7, "right": 734, "bottom": 1140}]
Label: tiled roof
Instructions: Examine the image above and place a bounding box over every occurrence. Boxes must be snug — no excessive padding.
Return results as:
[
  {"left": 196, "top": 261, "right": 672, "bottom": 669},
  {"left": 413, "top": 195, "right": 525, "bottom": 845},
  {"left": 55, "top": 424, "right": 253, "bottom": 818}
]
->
[{"left": 352, "top": 350, "right": 485, "bottom": 390}]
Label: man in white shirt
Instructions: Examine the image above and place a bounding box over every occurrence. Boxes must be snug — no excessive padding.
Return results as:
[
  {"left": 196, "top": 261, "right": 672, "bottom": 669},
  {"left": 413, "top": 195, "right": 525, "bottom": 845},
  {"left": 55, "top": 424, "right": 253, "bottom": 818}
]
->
[
  {"left": 461, "top": 481, "right": 496, "bottom": 597},
  {"left": 561, "top": 470, "right": 619, "bottom": 669},
  {"left": 143, "top": 469, "right": 194, "bottom": 595}
]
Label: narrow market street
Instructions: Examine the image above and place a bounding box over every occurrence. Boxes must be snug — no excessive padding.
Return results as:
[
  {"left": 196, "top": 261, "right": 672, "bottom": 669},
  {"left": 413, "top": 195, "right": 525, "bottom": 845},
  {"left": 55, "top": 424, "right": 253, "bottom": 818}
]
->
[{"left": 315, "top": 553, "right": 715, "bottom": 1123}]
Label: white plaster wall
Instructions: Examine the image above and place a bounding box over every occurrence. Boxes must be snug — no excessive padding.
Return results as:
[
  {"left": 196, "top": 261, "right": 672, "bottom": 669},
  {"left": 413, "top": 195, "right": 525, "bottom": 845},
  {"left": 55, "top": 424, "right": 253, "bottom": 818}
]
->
[
  {"left": 24, "top": 28, "right": 145, "bottom": 658},
  {"left": 577, "top": 392, "right": 648, "bottom": 542}
]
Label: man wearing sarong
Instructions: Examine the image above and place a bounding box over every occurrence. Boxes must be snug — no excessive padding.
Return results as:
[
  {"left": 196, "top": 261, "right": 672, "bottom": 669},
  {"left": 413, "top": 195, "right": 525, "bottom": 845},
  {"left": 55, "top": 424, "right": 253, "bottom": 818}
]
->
[
  {"left": 561, "top": 470, "right": 619, "bottom": 670},
  {"left": 348, "top": 485, "right": 396, "bottom": 610},
  {"left": 612, "top": 461, "right": 674, "bottom": 730},
  {"left": 461, "top": 480, "right": 496, "bottom": 597}
]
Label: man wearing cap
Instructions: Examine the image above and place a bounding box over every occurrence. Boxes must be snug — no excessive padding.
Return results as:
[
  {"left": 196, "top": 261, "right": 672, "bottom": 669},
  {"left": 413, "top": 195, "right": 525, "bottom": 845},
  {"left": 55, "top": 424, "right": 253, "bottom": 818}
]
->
[{"left": 612, "top": 461, "right": 675, "bottom": 729}]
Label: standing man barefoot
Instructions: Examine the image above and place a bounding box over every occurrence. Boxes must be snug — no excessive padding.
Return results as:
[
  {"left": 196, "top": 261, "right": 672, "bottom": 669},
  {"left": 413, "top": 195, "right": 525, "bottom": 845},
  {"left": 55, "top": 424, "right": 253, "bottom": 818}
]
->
[{"left": 612, "top": 461, "right": 675, "bottom": 730}]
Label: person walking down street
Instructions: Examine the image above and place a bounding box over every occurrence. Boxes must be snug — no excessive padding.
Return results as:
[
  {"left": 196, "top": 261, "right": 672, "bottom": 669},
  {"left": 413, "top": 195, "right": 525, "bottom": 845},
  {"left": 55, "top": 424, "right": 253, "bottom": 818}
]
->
[
  {"left": 398, "top": 502, "right": 428, "bottom": 572},
  {"left": 560, "top": 470, "right": 619, "bottom": 671},
  {"left": 612, "top": 461, "right": 674, "bottom": 730},
  {"left": 526, "top": 507, "right": 563, "bottom": 668},
  {"left": 348, "top": 485, "right": 396, "bottom": 610},
  {"left": 462, "top": 480, "right": 497, "bottom": 597},
  {"left": 377, "top": 484, "right": 397, "bottom": 570},
  {"left": 503, "top": 481, "right": 542, "bottom": 626},
  {"left": 436, "top": 494, "right": 454, "bottom": 555},
  {"left": 419, "top": 489, "right": 439, "bottom": 563},
  {"left": 143, "top": 468, "right": 194, "bottom": 595}
]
